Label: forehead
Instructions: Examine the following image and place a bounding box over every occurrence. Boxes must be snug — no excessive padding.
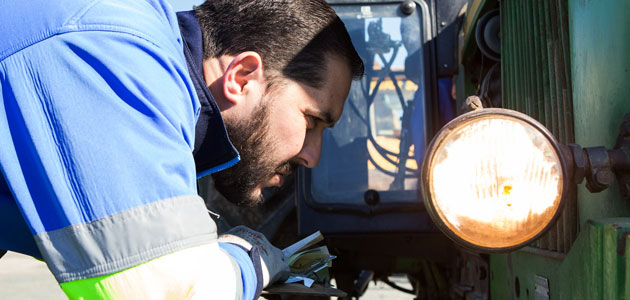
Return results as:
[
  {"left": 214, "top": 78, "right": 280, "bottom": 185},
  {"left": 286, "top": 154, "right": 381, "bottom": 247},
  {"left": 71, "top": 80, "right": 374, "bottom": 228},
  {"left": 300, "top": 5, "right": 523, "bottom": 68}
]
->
[{"left": 297, "top": 55, "right": 353, "bottom": 123}]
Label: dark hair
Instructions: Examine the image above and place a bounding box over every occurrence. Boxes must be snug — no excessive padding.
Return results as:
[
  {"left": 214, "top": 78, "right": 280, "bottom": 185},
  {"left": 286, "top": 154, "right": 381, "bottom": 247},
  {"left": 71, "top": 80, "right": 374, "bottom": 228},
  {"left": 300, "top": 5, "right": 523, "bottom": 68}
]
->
[{"left": 194, "top": 0, "right": 364, "bottom": 88}]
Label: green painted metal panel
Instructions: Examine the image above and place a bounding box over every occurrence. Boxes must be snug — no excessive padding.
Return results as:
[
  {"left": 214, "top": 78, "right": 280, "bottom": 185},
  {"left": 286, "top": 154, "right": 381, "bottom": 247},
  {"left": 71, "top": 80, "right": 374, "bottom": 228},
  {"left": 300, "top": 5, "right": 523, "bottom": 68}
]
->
[
  {"left": 570, "top": 0, "right": 630, "bottom": 226},
  {"left": 556, "top": 219, "right": 630, "bottom": 299},
  {"left": 490, "top": 250, "right": 562, "bottom": 299},
  {"left": 490, "top": 0, "right": 630, "bottom": 298},
  {"left": 492, "top": 219, "right": 630, "bottom": 299}
]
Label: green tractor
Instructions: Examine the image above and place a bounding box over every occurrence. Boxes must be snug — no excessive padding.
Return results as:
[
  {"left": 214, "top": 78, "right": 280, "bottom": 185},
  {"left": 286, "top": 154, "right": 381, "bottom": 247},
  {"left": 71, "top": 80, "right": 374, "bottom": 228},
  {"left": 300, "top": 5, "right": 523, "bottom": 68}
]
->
[
  {"left": 453, "top": 0, "right": 630, "bottom": 299},
  {"left": 200, "top": 0, "right": 630, "bottom": 299}
]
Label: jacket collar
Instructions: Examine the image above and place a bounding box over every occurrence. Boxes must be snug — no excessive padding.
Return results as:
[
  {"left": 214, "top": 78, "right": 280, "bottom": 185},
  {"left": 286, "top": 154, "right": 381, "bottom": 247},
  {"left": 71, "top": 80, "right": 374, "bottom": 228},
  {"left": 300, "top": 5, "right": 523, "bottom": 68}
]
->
[{"left": 177, "top": 10, "right": 240, "bottom": 178}]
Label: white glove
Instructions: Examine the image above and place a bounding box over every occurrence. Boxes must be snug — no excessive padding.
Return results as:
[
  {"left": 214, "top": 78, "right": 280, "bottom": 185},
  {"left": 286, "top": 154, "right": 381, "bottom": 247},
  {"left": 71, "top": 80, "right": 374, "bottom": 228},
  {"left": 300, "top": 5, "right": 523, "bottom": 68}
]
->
[{"left": 218, "top": 226, "right": 290, "bottom": 287}]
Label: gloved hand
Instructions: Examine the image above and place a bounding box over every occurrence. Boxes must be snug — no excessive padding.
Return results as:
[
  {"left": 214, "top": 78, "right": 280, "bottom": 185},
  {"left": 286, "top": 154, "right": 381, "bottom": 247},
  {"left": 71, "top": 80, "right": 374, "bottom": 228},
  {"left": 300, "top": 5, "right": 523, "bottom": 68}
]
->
[{"left": 218, "top": 226, "right": 290, "bottom": 287}]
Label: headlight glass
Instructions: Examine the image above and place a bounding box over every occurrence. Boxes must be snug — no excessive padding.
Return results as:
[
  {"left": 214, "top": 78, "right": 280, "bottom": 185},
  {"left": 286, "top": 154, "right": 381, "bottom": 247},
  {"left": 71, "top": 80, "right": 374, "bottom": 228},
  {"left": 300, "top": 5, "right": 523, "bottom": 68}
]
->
[{"left": 424, "top": 110, "right": 564, "bottom": 250}]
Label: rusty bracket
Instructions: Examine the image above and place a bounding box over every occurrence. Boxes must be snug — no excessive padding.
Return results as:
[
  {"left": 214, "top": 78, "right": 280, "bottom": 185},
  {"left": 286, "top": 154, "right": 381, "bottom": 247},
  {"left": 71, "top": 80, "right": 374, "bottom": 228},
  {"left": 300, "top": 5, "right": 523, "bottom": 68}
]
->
[
  {"left": 563, "top": 114, "right": 630, "bottom": 197},
  {"left": 584, "top": 146, "right": 614, "bottom": 193}
]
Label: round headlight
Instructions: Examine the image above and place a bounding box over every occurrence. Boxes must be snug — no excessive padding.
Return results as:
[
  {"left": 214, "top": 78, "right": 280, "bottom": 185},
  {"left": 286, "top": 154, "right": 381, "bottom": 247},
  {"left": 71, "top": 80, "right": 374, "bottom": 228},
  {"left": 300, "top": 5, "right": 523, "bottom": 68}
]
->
[{"left": 421, "top": 108, "right": 568, "bottom": 252}]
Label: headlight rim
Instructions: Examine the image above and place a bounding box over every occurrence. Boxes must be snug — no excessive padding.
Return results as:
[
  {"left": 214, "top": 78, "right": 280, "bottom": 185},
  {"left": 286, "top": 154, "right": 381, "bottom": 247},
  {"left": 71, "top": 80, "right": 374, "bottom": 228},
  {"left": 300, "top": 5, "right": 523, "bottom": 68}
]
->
[{"left": 420, "top": 108, "right": 570, "bottom": 253}]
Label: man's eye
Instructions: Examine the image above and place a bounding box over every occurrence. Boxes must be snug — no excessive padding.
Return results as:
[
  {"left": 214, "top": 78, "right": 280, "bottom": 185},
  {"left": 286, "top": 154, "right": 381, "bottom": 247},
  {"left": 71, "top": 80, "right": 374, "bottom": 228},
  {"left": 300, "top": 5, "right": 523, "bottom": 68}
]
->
[{"left": 307, "top": 115, "right": 320, "bottom": 129}]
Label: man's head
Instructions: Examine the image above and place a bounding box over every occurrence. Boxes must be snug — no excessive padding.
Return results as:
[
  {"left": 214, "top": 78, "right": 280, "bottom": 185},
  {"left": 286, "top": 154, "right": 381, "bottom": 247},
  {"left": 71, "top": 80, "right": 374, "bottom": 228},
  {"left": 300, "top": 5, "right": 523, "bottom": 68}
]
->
[{"left": 195, "top": 0, "right": 364, "bottom": 205}]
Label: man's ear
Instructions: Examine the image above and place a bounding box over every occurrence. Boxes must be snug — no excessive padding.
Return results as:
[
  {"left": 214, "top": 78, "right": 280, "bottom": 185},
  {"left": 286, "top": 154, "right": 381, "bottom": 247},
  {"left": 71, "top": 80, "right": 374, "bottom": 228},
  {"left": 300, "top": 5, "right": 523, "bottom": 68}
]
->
[{"left": 222, "top": 51, "right": 265, "bottom": 106}]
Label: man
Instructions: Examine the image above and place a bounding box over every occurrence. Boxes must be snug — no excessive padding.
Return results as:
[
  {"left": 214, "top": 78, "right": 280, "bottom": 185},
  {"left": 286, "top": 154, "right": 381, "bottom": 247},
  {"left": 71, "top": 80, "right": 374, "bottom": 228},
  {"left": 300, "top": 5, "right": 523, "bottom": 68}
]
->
[{"left": 0, "top": 0, "right": 363, "bottom": 299}]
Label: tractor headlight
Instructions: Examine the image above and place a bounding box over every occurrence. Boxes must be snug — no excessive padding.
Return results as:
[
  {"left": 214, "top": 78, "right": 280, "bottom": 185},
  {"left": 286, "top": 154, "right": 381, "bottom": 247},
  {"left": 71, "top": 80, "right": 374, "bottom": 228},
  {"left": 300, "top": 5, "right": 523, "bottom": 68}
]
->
[{"left": 421, "top": 108, "right": 568, "bottom": 252}]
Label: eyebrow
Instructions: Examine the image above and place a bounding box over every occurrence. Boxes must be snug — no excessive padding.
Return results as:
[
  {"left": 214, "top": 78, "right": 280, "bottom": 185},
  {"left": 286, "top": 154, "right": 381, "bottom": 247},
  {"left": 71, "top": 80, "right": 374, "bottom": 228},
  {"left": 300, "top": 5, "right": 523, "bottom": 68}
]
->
[{"left": 311, "top": 109, "right": 336, "bottom": 128}]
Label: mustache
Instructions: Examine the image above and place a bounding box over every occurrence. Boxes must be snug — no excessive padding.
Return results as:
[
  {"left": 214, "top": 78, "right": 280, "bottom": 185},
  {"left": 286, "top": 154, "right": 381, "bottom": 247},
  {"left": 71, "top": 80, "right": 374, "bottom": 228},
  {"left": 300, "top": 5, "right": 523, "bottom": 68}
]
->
[{"left": 275, "top": 160, "right": 299, "bottom": 175}]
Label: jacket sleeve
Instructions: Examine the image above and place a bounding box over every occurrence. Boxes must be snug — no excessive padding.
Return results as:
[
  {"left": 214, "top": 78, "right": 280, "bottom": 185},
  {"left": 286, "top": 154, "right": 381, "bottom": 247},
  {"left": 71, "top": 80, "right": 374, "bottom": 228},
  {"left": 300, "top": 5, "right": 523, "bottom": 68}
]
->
[
  {"left": 0, "top": 1, "right": 256, "bottom": 298},
  {"left": 60, "top": 243, "right": 243, "bottom": 299}
]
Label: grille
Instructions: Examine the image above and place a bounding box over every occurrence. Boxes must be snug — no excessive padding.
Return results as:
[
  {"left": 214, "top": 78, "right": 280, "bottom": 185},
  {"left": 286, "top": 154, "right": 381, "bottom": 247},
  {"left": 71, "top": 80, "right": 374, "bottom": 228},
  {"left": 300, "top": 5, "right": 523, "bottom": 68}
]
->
[{"left": 500, "top": 0, "right": 577, "bottom": 252}]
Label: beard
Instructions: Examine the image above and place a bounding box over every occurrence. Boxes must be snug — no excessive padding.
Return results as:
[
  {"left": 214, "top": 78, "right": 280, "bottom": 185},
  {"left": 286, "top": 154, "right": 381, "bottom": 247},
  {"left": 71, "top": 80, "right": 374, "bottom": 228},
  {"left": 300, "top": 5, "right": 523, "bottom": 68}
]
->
[{"left": 212, "top": 99, "right": 296, "bottom": 206}]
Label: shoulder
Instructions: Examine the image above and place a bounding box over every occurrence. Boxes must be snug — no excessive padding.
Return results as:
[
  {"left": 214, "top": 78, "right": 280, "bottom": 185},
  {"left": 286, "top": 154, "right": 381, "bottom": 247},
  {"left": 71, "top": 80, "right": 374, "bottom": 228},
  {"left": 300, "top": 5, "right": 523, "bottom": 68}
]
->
[{"left": 0, "top": 0, "right": 183, "bottom": 62}]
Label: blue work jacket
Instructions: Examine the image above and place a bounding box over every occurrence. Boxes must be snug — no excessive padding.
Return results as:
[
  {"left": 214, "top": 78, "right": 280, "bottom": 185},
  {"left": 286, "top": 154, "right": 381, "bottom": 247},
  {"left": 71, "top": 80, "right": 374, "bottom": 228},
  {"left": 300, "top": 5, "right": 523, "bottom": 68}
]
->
[{"left": 0, "top": 0, "right": 246, "bottom": 286}]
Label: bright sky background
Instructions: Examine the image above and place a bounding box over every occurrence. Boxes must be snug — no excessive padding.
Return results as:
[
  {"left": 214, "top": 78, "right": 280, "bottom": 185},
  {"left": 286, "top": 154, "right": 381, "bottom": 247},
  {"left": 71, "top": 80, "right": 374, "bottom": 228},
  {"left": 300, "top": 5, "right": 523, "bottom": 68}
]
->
[{"left": 167, "top": 0, "right": 203, "bottom": 12}]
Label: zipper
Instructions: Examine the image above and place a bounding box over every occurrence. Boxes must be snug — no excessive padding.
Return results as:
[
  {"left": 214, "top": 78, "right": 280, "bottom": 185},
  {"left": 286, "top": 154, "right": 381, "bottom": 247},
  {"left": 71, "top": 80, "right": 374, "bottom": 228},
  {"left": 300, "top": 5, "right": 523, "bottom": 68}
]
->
[{"left": 196, "top": 155, "right": 240, "bottom": 179}]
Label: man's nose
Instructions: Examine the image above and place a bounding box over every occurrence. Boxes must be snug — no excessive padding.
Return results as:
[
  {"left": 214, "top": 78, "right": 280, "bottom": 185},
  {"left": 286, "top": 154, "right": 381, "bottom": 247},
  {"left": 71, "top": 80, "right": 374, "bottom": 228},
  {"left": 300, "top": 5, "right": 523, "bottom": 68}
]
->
[{"left": 296, "top": 131, "right": 323, "bottom": 168}]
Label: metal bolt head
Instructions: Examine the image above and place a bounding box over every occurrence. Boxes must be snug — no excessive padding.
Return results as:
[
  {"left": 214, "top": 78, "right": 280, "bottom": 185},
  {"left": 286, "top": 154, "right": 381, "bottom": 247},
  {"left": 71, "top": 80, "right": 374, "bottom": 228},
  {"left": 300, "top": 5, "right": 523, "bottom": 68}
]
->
[
  {"left": 364, "top": 189, "right": 380, "bottom": 205},
  {"left": 585, "top": 146, "right": 611, "bottom": 170},
  {"left": 586, "top": 168, "right": 614, "bottom": 193},
  {"left": 464, "top": 95, "right": 483, "bottom": 112},
  {"left": 595, "top": 169, "right": 614, "bottom": 186},
  {"left": 400, "top": 0, "right": 416, "bottom": 15},
  {"left": 569, "top": 144, "right": 586, "bottom": 184},
  {"left": 441, "top": 21, "right": 447, "bottom": 27}
]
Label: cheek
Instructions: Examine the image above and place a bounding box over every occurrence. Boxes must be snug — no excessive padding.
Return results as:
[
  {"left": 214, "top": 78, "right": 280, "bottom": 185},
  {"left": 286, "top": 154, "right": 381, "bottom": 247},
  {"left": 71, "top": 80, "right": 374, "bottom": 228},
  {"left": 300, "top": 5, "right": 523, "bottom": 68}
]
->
[{"left": 267, "top": 106, "right": 306, "bottom": 160}]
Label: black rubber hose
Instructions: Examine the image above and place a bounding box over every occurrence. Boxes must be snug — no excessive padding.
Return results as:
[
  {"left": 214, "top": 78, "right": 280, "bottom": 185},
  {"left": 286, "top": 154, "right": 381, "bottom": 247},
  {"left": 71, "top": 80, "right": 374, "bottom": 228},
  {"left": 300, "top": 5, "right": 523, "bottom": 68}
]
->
[{"left": 381, "top": 278, "right": 416, "bottom": 295}]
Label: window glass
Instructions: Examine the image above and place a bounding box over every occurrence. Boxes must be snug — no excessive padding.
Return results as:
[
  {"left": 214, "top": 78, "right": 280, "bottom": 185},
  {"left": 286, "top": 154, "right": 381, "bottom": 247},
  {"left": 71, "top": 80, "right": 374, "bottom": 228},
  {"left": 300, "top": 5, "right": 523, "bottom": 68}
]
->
[{"left": 311, "top": 3, "right": 426, "bottom": 205}]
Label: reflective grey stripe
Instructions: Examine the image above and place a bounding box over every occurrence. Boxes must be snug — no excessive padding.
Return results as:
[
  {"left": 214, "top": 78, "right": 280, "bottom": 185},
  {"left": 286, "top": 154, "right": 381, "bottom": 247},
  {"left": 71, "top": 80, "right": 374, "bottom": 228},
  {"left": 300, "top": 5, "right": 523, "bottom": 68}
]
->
[
  {"left": 219, "top": 247, "right": 243, "bottom": 300},
  {"left": 35, "top": 195, "right": 216, "bottom": 283}
]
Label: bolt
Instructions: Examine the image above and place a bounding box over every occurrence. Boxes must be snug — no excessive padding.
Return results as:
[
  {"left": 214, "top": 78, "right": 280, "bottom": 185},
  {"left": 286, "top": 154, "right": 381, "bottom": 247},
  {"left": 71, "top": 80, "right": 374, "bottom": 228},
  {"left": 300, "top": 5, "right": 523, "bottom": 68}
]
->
[
  {"left": 441, "top": 21, "right": 447, "bottom": 27},
  {"left": 587, "top": 168, "right": 614, "bottom": 193},
  {"left": 595, "top": 169, "right": 614, "bottom": 186},
  {"left": 443, "top": 64, "right": 449, "bottom": 68},
  {"left": 569, "top": 144, "right": 586, "bottom": 184},
  {"left": 464, "top": 95, "right": 483, "bottom": 111},
  {"left": 400, "top": 0, "right": 416, "bottom": 15},
  {"left": 364, "top": 189, "right": 380, "bottom": 205}
]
